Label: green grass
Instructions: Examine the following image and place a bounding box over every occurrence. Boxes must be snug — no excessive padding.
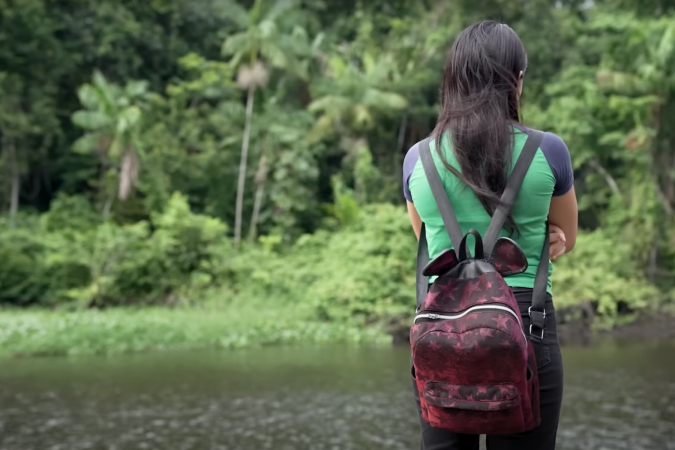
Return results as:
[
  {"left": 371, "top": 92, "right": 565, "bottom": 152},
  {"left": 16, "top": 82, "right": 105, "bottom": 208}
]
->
[{"left": 0, "top": 301, "right": 391, "bottom": 357}]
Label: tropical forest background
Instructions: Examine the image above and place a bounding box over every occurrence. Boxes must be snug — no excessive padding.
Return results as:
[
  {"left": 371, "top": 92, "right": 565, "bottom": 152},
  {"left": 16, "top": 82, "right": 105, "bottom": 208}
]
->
[{"left": 0, "top": 0, "right": 674, "bottom": 355}]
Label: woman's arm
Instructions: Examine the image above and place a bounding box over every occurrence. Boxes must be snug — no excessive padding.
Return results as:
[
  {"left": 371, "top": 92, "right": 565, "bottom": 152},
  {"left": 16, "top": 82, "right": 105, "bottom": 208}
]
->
[
  {"left": 407, "top": 201, "right": 422, "bottom": 241},
  {"left": 539, "top": 132, "right": 576, "bottom": 256},
  {"left": 548, "top": 186, "right": 578, "bottom": 254},
  {"left": 549, "top": 223, "right": 566, "bottom": 259}
]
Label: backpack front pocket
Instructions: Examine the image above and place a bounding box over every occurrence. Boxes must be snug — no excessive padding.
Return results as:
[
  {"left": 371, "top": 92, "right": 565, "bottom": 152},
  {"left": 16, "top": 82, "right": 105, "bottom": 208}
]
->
[
  {"left": 422, "top": 381, "right": 521, "bottom": 411},
  {"left": 419, "top": 381, "right": 530, "bottom": 434}
]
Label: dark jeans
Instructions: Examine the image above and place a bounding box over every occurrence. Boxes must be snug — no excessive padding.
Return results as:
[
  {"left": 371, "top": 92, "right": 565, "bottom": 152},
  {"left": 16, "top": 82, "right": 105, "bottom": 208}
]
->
[{"left": 412, "top": 289, "right": 564, "bottom": 450}]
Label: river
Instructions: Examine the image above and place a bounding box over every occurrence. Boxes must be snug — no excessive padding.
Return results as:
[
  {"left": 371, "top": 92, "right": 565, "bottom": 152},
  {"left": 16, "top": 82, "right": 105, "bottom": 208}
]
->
[{"left": 0, "top": 339, "right": 673, "bottom": 450}]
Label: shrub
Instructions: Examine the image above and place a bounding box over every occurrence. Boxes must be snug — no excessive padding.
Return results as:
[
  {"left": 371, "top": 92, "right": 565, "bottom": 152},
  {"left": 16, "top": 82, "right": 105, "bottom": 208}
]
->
[
  {"left": 0, "top": 192, "right": 666, "bottom": 331},
  {"left": 0, "top": 193, "right": 233, "bottom": 308},
  {"left": 553, "top": 229, "right": 659, "bottom": 327}
]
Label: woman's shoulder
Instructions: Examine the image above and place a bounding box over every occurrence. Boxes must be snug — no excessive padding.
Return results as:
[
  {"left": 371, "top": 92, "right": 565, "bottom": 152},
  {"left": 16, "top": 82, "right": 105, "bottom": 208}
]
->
[
  {"left": 403, "top": 141, "right": 422, "bottom": 171},
  {"left": 402, "top": 136, "right": 445, "bottom": 173},
  {"left": 518, "top": 125, "right": 573, "bottom": 196},
  {"left": 402, "top": 141, "right": 422, "bottom": 202},
  {"left": 517, "top": 125, "right": 570, "bottom": 159}
]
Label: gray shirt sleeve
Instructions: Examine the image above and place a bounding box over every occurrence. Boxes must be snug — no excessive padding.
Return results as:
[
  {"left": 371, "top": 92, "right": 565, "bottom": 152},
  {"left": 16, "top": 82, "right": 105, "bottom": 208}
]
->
[
  {"left": 540, "top": 132, "right": 574, "bottom": 196},
  {"left": 402, "top": 142, "right": 421, "bottom": 202}
]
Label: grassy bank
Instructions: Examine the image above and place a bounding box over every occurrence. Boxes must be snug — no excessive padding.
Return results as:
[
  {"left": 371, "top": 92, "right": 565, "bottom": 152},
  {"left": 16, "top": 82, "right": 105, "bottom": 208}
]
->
[{"left": 0, "top": 304, "right": 390, "bottom": 358}]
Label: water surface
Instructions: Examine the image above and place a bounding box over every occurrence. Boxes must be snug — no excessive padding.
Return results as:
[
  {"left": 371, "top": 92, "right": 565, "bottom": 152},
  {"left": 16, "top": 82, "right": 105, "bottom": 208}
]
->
[{"left": 0, "top": 340, "right": 673, "bottom": 450}]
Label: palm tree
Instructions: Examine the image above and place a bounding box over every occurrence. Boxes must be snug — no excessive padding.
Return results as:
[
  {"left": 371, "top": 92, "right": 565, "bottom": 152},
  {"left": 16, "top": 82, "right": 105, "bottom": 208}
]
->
[
  {"left": 72, "top": 71, "right": 148, "bottom": 219},
  {"left": 308, "top": 50, "right": 407, "bottom": 201},
  {"left": 221, "top": 0, "right": 311, "bottom": 247},
  {"left": 308, "top": 51, "right": 408, "bottom": 139}
]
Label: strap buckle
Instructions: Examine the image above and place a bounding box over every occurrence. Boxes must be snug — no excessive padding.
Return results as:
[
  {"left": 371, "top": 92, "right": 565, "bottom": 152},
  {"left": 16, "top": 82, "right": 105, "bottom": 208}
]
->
[
  {"left": 528, "top": 306, "right": 546, "bottom": 340},
  {"left": 529, "top": 324, "right": 545, "bottom": 340}
]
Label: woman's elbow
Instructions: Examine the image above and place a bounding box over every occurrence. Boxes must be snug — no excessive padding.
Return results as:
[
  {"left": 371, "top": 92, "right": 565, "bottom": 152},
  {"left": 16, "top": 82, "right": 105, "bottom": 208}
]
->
[{"left": 565, "top": 235, "right": 576, "bottom": 254}]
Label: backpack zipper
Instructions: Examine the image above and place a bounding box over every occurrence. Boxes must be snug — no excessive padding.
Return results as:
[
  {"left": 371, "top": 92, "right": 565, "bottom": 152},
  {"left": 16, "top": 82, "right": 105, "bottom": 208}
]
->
[{"left": 414, "top": 305, "right": 527, "bottom": 342}]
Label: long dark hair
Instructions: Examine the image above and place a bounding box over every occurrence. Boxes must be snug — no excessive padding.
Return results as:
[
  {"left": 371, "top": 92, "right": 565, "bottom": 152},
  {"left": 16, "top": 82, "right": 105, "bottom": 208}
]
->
[{"left": 433, "top": 21, "right": 527, "bottom": 228}]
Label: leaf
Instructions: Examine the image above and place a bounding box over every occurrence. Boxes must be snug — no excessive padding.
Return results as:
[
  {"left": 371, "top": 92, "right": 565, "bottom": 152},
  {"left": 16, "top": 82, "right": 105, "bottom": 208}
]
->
[
  {"left": 307, "top": 95, "right": 351, "bottom": 114},
  {"left": 258, "top": 20, "right": 277, "bottom": 39},
  {"left": 116, "top": 106, "right": 142, "bottom": 135},
  {"left": 311, "top": 32, "right": 325, "bottom": 51},
  {"left": 265, "top": 0, "right": 297, "bottom": 23},
  {"left": 364, "top": 90, "right": 408, "bottom": 111},
  {"left": 222, "top": 32, "right": 252, "bottom": 58},
  {"left": 259, "top": 40, "right": 290, "bottom": 70},
  {"left": 125, "top": 80, "right": 149, "bottom": 98},
  {"left": 307, "top": 115, "right": 335, "bottom": 143},
  {"left": 216, "top": 0, "right": 250, "bottom": 28},
  {"left": 178, "top": 52, "right": 207, "bottom": 70},
  {"left": 72, "top": 134, "right": 101, "bottom": 155},
  {"left": 92, "top": 70, "right": 108, "bottom": 90},
  {"left": 326, "top": 56, "right": 347, "bottom": 78},
  {"left": 352, "top": 104, "right": 372, "bottom": 128},
  {"left": 72, "top": 111, "right": 112, "bottom": 130},
  {"left": 76, "top": 85, "right": 101, "bottom": 111},
  {"left": 362, "top": 53, "right": 376, "bottom": 75},
  {"left": 656, "top": 24, "right": 674, "bottom": 69}
]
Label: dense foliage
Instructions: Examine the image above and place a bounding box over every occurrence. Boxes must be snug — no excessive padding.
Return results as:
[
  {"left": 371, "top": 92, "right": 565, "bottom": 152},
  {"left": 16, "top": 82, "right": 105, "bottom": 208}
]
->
[{"left": 1, "top": 0, "right": 673, "bottom": 334}]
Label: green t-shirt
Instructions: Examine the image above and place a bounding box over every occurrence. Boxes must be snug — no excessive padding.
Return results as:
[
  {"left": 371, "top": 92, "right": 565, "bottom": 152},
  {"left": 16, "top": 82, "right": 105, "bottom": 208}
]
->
[{"left": 402, "top": 126, "right": 574, "bottom": 295}]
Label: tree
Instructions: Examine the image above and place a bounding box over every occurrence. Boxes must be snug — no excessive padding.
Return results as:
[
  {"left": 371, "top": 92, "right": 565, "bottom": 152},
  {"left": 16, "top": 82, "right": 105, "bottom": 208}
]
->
[
  {"left": 0, "top": 73, "right": 57, "bottom": 227},
  {"left": 0, "top": 0, "right": 64, "bottom": 225},
  {"left": 308, "top": 50, "right": 407, "bottom": 201},
  {"left": 0, "top": 74, "right": 29, "bottom": 227},
  {"left": 221, "top": 0, "right": 311, "bottom": 247},
  {"left": 72, "top": 71, "right": 149, "bottom": 219},
  {"left": 309, "top": 51, "right": 407, "bottom": 136},
  {"left": 140, "top": 53, "right": 242, "bottom": 218},
  {"left": 246, "top": 99, "right": 317, "bottom": 240},
  {"left": 532, "top": 9, "right": 675, "bottom": 287}
]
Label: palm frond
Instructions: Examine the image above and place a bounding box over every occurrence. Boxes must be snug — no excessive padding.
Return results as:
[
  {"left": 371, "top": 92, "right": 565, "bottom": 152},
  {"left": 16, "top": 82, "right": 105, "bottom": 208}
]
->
[
  {"left": 72, "top": 111, "right": 113, "bottom": 131},
  {"left": 265, "top": 0, "right": 298, "bottom": 23},
  {"left": 217, "top": 0, "right": 250, "bottom": 28},
  {"left": 222, "top": 31, "right": 253, "bottom": 58}
]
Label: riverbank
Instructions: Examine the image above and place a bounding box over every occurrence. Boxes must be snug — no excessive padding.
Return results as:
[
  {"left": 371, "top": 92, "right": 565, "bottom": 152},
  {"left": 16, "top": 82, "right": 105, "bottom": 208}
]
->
[
  {"left": 0, "top": 306, "right": 390, "bottom": 358},
  {"left": 555, "top": 304, "right": 675, "bottom": 345},
  {"left": 2, "top": 304, "right": 674, "bottom": 358}
]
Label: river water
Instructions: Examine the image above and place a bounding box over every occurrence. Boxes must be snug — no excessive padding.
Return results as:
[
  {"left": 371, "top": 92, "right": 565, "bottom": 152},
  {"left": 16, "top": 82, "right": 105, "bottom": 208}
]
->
[{"left": 0, "top": 340, "right": 673, "bottom": 450}]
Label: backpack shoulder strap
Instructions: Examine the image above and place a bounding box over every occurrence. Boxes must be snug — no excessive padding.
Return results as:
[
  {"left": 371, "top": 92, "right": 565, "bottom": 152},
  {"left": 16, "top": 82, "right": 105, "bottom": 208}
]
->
[
  {"left": 418, "top": 137, "right": 463, "bottom": 250},
  {"left": 483, "top": 130, "right": 544, "bottom": 255},
  {"left": 530, "top": 221, "right": 550, "bottom": 339},
  {"left": 416, "top": 224, "right": 429, "bottom": 309}
]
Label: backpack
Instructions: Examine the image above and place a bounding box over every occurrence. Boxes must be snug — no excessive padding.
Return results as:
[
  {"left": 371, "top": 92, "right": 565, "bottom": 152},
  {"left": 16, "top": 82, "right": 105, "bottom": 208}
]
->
[{"left": 410, "top": 131, "right": 549, "bottom": 435}]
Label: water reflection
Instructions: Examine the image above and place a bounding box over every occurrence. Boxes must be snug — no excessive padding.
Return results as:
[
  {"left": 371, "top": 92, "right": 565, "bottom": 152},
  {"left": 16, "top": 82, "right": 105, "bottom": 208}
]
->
[{"left": 0, "top": 340, "right": 673, "bottom": 450}]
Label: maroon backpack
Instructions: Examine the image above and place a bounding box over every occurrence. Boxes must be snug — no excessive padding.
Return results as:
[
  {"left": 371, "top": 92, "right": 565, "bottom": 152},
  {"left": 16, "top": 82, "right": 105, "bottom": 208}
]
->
[{"left": 411, "top": 131, "right": 549, "bottom": 435}]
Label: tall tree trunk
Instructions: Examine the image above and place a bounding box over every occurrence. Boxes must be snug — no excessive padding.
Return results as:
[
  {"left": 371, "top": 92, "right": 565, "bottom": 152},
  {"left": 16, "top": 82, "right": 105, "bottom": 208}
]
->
[
  {"left": 98, "top": 139, "right": 110, "bottom": 218},
  {"left": 8, "top": 138, "right": 19, "bottom": 228},
  {"left": 397, "top": 113, "right": 408, "bottom": 153},
  {"left": 248, "top": 141, "right": 268, "bottom": 241},
  {"left": 102, "top": 187, "right": 115, "bottom": 221},
  {"left": 234, "top": 86, "right": 255, "bottom": 248},
  {"left": 118, "top": 148, "right": 139, "bottom": 200}
]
